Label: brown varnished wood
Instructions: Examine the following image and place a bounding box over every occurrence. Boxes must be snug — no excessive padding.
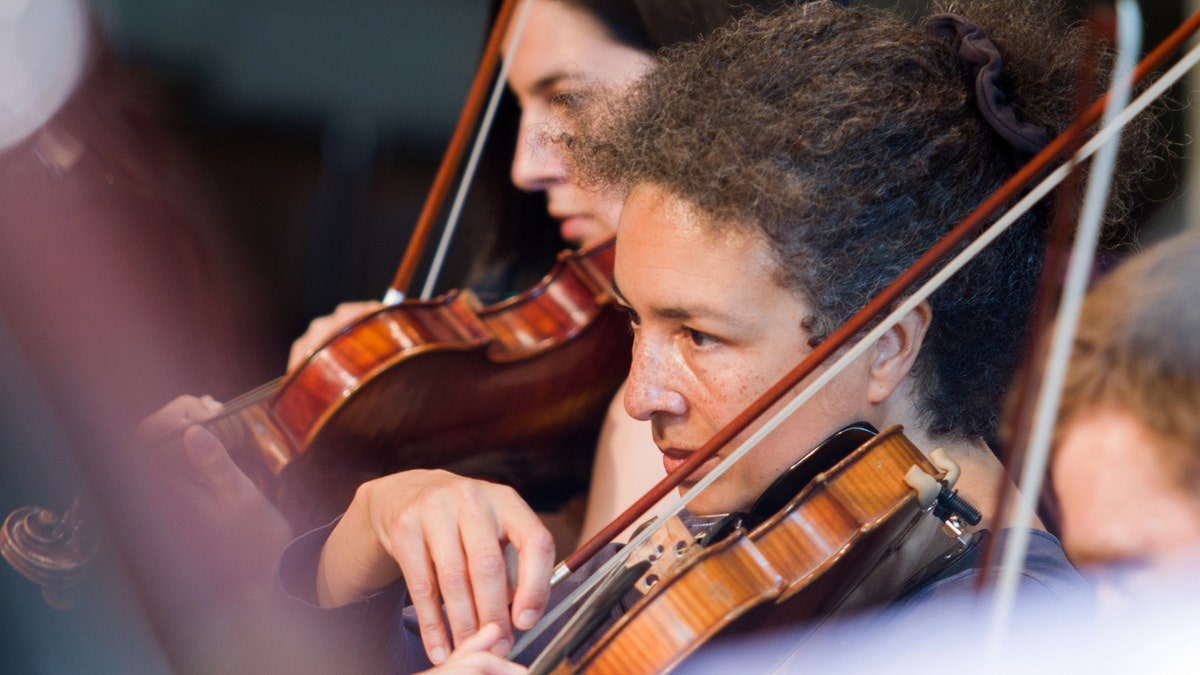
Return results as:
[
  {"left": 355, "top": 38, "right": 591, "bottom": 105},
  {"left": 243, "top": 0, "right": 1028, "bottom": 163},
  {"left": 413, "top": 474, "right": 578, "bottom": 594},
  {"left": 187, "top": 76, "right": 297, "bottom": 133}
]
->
[
  {"left": 558, "top": 426, "right": 960, "bottom": 675},
  {"left": 205, "top": 238, "right": 631, "bottom": 532},
  {"left": 0, "top": 496, "right": 98, "bottom": 610}
]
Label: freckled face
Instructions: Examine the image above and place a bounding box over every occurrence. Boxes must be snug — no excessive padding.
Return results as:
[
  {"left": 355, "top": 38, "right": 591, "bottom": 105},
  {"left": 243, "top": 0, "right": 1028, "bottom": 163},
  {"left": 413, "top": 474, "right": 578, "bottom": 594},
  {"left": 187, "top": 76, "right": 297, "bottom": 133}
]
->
[
  {"left": 1053, "top": 408, "right": 1200, "bottom": 568},
  {"left": 614, "top": 184, "right": 872, "bottom": 515},
  {"left": 504, "top": 0, "right": 654, "bottom": 248}
]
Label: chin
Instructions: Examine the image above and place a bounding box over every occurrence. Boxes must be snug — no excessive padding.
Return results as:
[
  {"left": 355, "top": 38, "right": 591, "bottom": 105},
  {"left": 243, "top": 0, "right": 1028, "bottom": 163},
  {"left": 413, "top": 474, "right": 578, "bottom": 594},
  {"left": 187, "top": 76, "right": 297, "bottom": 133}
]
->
[
  {"left": 684, "top": 491, "right": 744, "bottom": 518},
  {"left": 577, "top": 232, "right": 611, "bottom": 250}
]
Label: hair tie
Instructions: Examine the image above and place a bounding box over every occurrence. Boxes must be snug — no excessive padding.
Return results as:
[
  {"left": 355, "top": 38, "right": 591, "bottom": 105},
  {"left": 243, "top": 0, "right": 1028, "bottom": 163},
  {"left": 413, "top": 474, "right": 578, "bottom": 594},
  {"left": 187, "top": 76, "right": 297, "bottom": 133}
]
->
[{"left": 925, "top": 13, "right": 1051, "bottom": 156}]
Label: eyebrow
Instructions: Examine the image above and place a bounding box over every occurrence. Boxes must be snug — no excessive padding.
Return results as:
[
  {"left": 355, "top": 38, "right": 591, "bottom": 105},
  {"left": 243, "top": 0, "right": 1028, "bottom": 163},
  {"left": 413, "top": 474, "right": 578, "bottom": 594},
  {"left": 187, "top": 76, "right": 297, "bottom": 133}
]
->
[
  {"left": 529, "top": 70, "right": 575, "bottom": 98},
  {"left": 611, "top": 276, "right": 741, "bottom": 324}
]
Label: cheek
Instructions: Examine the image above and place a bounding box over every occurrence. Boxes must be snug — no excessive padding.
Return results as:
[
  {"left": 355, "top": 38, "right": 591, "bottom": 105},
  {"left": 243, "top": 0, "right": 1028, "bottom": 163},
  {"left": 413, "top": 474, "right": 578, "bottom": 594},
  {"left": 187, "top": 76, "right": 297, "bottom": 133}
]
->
[
  {"left": 696, "top": 360, "right": 801, "bottom": 490},
  {"left": 1052, "top": 451, "right": 1104, "bottom": 533},
  {"left": 688, "top": 357, "right": 757, "bottom": 425},
  {"left": 706, "top": 356, "right": 801, "bottom": 433},
  {"left": 593, "top": 199, "right": 622, "bottom": 236}
]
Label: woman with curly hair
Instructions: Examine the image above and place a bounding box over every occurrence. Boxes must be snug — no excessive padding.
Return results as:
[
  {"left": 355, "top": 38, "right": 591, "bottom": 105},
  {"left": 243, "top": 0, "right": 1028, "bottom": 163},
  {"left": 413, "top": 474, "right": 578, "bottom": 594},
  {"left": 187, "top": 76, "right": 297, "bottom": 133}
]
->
[{"left": 278, "top": 1, "right": 1158, "bottom": 672}]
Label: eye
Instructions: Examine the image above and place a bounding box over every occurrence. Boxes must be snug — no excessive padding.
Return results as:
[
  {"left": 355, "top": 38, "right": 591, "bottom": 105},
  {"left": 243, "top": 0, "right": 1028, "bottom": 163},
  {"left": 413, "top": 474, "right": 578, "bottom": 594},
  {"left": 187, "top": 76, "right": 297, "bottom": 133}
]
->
[
  {"left": 550, "top": 90, "right": 590, "bottom": 114},
  {"left": 615, "top": 303, "right": 640, "bottom": 331},
  {"left": 684, "top": 327, "right": 717, "bottom": 348}
]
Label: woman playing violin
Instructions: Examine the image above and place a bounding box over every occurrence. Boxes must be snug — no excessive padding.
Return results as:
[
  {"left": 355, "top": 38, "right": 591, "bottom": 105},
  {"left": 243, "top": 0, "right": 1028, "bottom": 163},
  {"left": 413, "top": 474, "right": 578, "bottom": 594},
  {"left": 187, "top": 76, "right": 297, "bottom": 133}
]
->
[
  {"left": 278, "top": 1, "right": 1160, "bottom": 672},
  {"left": 149, "top": 0, "right": 805, "bottom": 539},
  {"left": 145, "top": 0, "right": 802, "bottom": 572}
]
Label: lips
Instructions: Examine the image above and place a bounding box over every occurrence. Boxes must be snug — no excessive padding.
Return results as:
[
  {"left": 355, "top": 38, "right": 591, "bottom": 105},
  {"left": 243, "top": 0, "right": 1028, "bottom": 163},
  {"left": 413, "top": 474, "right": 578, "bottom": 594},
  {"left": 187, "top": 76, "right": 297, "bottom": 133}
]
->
[
  {"left": 660, "top": 447, "right": 718, "bottom": 484},
  {"left": 556, "top": 214, "right": 590, "bottom": 247},
  {"left": 660, "top": 447, "right": 689, "bottom": 476}
]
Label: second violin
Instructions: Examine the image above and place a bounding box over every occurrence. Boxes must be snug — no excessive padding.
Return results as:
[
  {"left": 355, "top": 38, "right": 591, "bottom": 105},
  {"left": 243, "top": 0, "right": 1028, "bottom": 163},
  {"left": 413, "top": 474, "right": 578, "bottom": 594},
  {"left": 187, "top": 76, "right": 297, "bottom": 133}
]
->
[{"left": 206, "top": 239, "right": 631, "bottom": 531}]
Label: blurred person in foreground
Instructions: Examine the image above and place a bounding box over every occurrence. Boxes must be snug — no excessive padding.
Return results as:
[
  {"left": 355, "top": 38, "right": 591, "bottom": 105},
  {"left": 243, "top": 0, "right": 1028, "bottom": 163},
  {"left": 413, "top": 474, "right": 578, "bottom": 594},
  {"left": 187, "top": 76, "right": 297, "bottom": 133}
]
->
[
  {"left": 1052, "top": 227, "right": 1200, "bottom": 603},
  {"left": 2, "top": 1, "right": 304, "bottom": 671}
]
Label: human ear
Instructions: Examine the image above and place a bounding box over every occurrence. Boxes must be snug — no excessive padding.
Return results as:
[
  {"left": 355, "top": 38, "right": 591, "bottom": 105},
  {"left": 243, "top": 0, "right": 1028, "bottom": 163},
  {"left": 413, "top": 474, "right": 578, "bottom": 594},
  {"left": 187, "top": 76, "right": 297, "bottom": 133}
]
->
[{"left": 867, "top": 301, "right": 932, "bottom": 404}]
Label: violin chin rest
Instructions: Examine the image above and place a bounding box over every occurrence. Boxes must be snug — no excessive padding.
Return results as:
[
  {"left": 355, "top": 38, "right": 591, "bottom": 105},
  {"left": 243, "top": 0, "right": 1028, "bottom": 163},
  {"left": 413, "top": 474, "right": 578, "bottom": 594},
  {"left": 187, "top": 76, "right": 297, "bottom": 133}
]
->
[
  {"left": 904, "top": 466, "right": 941, "bottom": 507},
  {"left": 928, "top": 447, "right": 961, "bottom": 487}
]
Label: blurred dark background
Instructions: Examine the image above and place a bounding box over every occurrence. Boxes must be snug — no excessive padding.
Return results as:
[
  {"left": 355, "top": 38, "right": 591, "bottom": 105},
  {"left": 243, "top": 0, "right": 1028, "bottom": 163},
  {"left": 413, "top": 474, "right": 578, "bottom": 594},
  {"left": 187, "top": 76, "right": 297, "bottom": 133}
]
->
[{"left": 85, "top": 0, "right": 558, "bottom": 386}]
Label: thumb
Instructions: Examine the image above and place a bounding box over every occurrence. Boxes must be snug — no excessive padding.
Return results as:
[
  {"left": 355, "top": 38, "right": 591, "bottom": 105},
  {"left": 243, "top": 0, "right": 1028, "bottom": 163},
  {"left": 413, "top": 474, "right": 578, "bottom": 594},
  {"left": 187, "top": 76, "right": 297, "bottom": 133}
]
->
[{"left": 181, "top": 425, "right": 245, "bottom": 493}]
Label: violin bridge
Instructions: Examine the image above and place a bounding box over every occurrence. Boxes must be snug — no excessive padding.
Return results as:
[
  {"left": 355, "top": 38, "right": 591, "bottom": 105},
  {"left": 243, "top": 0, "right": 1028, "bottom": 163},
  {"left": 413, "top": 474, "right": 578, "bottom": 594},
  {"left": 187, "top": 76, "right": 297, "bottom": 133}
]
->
[{"left": 625, "top": 515, "right": 701, "bottom": 595}]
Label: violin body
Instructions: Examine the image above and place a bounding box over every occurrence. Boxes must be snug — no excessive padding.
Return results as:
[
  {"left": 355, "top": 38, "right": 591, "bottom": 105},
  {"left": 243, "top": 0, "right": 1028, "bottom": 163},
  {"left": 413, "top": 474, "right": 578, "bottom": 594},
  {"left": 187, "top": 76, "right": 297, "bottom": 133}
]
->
[
  {"left": 208, "top": 239, "right": 632, "bottom": 531},
  {"left": 553, "top": 426, "right": 968, "bottom": 675}
]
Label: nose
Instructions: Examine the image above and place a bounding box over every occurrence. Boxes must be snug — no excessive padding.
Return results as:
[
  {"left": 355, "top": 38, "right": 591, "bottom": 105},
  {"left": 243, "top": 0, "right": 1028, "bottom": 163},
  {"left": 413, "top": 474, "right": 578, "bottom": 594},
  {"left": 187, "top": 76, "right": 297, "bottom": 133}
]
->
[
  {"left": 624, "top": 334, "right": 688, "bottom": 422},
  {"left": 511, "top": 112, "right": 568, "bottom": 192}
]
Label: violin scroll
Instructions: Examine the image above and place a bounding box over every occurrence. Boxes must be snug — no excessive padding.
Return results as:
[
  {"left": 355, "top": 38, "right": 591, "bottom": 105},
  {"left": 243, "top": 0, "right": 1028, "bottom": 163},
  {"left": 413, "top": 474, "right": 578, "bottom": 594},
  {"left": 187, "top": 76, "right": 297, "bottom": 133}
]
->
[{"left": 1, "top": 494, "right": 99, "bottom": 610}]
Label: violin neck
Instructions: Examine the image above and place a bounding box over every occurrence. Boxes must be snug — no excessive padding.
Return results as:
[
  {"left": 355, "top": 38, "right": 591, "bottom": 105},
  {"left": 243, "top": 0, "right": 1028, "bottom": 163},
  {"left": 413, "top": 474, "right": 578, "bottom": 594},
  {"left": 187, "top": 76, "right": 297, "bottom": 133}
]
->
[{"left": 200, "top": 397, "right": 292, "bottom": 495}]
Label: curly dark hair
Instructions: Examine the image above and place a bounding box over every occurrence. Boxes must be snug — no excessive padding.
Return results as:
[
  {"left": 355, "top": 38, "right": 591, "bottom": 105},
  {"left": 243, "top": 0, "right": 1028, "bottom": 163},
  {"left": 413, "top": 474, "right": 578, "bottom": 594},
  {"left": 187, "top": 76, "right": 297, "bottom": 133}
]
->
[{"left": 567, "top": 0, "right": 1160, "bottom": 443}]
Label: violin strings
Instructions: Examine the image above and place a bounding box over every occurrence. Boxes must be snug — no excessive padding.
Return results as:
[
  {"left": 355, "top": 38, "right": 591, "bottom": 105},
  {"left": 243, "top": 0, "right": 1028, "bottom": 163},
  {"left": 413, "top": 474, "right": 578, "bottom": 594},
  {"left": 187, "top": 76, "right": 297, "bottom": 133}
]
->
[
  {"left": 143, "top": 376, "right": 281, "bottom": 447},
  {"left": 216, "top": 376, "right": 281, "bottom": 414},
  {"left": 524, "top": 561, "right": 649, "bottom": 674}
]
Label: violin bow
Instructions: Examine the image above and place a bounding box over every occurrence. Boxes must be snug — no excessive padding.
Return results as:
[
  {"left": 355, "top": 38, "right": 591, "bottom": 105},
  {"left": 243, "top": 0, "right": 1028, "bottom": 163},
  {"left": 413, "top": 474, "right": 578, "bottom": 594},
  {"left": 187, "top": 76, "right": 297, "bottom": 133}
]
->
[
  {"left": 157, "top": 2, "right": 537, "bottom": 448},
  {"left": 387, "top": 0, "right": 533, "bottom": 303},
  {"left": 188, "top": 1, "right": 537, "bottom": 423},
  {"left": 511, "top": 3, "right": 1200, "bottom": 658},
  {"left": 984, "top": 0, "right": 1200, "bottom": 656}
]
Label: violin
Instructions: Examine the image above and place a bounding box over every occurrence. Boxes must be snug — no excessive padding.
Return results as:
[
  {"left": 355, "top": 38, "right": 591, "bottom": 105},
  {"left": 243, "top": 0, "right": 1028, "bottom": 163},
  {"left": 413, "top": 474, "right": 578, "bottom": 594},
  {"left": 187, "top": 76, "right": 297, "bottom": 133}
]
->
[
  {"left": 183, "top": 0, "right": 631, "bottom": 531},
  {"left": 4, "top": 0, "right": 631, "bottom": 616},
  {"left": 201, "top": 237, "right": 631, "bottom": 531},
  {"left": 528, "top": 425, "right": 977, "bottom": 675}
]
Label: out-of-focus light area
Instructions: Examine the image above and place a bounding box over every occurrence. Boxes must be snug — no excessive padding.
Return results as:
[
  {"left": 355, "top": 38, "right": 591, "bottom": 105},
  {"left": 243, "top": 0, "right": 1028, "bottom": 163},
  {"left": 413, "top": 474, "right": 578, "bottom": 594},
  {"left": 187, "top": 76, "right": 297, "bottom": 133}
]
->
[
  {"left": 1, "top": 2, "right": 494, "bottom": 673},
  {"left": 0, "top": 0, "right": 88, "bottom": 150}
]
